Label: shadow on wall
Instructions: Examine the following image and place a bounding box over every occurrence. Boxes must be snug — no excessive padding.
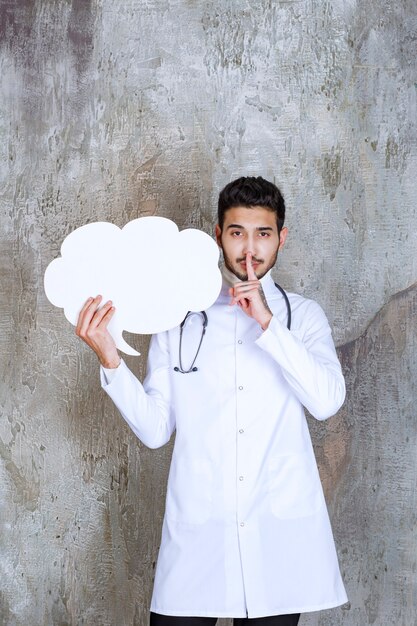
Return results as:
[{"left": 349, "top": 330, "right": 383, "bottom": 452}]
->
[{"left": 309, "top": 281, "right": 417, "bottom": 625}]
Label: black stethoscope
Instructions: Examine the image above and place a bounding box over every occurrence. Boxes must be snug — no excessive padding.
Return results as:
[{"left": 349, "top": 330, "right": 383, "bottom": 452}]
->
[{"left": 174, "top": 283, "right": 291, "bottom": 374}]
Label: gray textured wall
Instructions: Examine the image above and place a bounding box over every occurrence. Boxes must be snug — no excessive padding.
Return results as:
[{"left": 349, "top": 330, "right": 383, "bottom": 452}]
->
[{"left": 0, "top": 1, "right": 416, "bottom": 625}]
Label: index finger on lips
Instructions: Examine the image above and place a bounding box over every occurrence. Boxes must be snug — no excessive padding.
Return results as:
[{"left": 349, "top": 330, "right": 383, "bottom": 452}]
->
[{"left": 246, "top": 252, "right": 257, "bottom": 281}]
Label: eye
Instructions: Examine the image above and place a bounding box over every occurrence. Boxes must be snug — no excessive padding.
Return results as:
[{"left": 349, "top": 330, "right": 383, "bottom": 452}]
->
[
  {"left": 259, "top": 231, "right": 270, "bottom": 237},
  {"left": 231, "top": 231, "right": 242, "bottom": 237}
]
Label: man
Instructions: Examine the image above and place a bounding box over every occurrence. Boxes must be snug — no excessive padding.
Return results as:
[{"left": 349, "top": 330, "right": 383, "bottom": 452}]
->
[{"left": 76, "top": 176, "right": 348, "bottom": 626}]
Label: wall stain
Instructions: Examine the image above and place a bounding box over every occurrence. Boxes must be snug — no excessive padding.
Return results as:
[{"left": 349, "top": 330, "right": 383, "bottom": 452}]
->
[
  {"left": 385, "top": 135, "right": 399, "bottom": 169},
  {"left": 245, "top": 95, "right": 282, "bottom": 121},
  {"left": 320, "top": 150, "right": 342, "bottom": 202},
  {"left": 67, "top": 0, "right": 94, "bottom": 75},
  {"left": 0, "top": 436, "right": 40, "bottom": 512},
  {"left": 202, "top": 8, "right": 255, "bottom": 74},
  {"left": 0, "top": 0, "right": 36, "bottom": 49}
]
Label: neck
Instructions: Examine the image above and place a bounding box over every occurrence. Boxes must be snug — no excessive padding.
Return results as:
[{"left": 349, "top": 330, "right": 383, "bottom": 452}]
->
[{"left": 221, "top": 264, "right": 241, "bottom": 286}]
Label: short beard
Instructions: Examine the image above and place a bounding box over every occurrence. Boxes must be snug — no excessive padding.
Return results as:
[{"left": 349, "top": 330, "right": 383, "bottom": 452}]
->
[{"left": 223, "top": 249, "right": 279, "bottom": 281}]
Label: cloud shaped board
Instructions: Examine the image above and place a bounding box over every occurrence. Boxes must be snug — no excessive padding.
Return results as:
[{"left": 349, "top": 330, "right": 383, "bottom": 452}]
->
[{"left": 44, "top": 217, "right": 222, "bottom": 356}]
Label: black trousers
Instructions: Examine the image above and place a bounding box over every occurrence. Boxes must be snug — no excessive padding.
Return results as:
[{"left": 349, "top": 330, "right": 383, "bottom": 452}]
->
[{"left": 150, "top": 612, "right": 301, "bottom": 625}]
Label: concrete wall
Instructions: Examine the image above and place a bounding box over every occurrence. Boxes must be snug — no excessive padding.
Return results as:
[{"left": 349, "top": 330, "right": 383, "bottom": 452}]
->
[{"left": 0, "top": 1, "right": 416, "bottom": 624}]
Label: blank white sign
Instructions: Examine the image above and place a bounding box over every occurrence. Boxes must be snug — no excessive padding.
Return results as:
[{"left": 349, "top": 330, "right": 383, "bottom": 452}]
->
[{"left": 44, "top": 217, "right": 222, "bottom": 355}]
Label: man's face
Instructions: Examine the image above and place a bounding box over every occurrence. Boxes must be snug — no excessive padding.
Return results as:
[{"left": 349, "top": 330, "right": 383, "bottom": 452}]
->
[{"left": 215, "top": 206, "right": 288, "bottom": 281}]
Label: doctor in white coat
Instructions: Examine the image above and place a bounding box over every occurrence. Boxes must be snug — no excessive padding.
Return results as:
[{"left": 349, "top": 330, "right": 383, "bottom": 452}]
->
[{"left": 76, "top": 177, "right": 348, "bottom": 626}]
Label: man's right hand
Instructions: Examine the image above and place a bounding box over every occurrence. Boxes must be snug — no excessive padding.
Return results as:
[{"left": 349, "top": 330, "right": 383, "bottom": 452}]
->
[{"left": 75, "top": 295, "right": 121, "bottom": 369}]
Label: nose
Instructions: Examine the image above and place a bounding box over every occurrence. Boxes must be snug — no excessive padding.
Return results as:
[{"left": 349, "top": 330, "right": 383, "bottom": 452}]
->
[{"left": 242, "top": 234, "right": 256, "bottom": 256}]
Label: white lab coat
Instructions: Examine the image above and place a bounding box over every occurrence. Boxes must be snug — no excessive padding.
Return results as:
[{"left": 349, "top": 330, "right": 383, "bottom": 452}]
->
[{"left": 101, "top": 272, "right": 348, "bottom": 618}]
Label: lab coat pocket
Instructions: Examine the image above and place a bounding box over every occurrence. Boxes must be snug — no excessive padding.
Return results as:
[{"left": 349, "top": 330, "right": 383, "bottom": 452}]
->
[
  {"left": 267, "top": 453, "right": 323, "bottom": 519},
  {"left": 165, "top": 456, "right": 213, "bottom": 525}
]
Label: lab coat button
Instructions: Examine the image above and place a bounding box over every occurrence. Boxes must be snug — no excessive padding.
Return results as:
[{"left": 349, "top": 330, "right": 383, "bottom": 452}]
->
[
  {"left": 238, "top": 340, "right": 243, "bottom": 344},
  {"left": 239, "top": 429, "right": 244, "bottom": 434},
  {"left": 239, "top": 476, "right": 244, "bottom": 481},
  {"left": 238, "top": 386, "right": 243, "bottom": 390},
  {"left": 240, "top": 522, "right": 245, "bottom": 527}
]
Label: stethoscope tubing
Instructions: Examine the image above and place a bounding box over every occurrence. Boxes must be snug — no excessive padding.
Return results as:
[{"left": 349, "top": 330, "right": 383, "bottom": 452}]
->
[
  {"left": 274, "top": 282, "right": 291, "bottom": 331},
  {"left": 174, "top": 311, "right": 208, "bottom": 374}
]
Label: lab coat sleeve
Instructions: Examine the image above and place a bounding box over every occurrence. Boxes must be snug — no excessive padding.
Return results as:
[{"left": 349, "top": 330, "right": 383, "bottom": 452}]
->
[
  {"left": 255, "top": 299, "right": 345, "bottom": 420},
  {"left": 99, "top": 332, "right": 175, "bottom": 448}
]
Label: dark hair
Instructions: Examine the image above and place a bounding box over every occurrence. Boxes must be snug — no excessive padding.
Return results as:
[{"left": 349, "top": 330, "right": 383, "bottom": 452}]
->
[{"left": 217, "top": 176, "right": 285, "bottom": 231}]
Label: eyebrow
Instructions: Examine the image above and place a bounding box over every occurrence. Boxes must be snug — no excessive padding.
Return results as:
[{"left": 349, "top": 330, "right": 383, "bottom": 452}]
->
[{"left": 226, "top": 224, "right": 275, "bottom": 231}]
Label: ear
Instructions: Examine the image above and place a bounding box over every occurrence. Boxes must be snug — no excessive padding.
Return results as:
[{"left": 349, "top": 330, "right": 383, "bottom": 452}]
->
[
  {"left": 278, "top": 226, "right": 288, "bottom": 250},
  {"left": 215, "top": 224, "right": 222, "bottom": 246}
]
